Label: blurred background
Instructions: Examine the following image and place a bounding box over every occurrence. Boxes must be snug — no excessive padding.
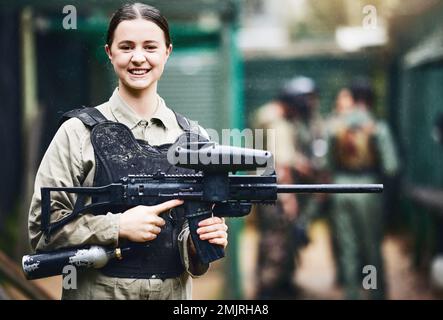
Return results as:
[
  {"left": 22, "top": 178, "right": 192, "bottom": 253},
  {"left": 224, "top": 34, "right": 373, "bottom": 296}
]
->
[{"left": 1, "top": 0, "right": 443, "bottom": 300}]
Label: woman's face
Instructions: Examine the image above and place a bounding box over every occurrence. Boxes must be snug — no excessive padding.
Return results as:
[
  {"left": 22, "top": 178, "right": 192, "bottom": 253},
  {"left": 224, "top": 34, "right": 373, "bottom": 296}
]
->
[
  {"left": 105, "top": 18, "right": 172, "bottom": 92},
  {"left": 335, "top": 88, "right": 354, "bottom": 114}
]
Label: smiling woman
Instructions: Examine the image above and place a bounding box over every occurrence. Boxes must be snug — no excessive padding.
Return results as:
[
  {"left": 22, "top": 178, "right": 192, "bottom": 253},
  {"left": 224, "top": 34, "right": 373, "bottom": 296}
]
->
[
  {"left": 104, "top": 17, "right": 172, "bottom": 118},
  {"left": 27, "top": 2, "right": 228, "bottom": 300},
  {"left": 104, "top": 4, "right": 173, "bottom": 118}
]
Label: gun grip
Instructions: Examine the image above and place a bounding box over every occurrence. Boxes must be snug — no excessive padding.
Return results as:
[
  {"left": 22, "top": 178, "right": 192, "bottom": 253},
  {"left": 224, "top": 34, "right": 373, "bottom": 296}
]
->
[{"left": 185, "top": 203, "right": 225, "bottom": 264}]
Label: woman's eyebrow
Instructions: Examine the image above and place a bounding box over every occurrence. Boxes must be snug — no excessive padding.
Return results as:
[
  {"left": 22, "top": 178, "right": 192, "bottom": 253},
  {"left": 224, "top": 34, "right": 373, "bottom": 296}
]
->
[
  {"left": 117, "top": 40, "right": 133, "bottom": 45},
  {"left": 117, "top": 40, "right": 159, "bottom": 45}
]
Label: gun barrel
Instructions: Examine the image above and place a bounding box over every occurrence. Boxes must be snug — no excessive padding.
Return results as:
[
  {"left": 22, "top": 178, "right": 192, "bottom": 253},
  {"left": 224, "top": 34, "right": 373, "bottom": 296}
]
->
[{"left": 277, "top": 184, "right": 383, "bottom": 193}]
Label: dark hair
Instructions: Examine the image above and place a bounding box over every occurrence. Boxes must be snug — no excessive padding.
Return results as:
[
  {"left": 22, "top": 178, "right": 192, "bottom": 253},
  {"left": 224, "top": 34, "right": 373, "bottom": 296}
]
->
[
  {"left": 106, "top": 3, "right": 171, "bottom": 48},
  {"left": 349, "top": 77, "right": 375, "bottom": 108}
]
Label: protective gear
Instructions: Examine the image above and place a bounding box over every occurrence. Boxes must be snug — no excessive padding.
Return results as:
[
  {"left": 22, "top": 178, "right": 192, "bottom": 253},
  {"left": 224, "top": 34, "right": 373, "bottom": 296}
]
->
[
  {"left": 278, "top": 76, "right": 318, "bottom": 120},
  {"left": 333, "top": 110, "right": 378, "bottom": 172},
  {"left": 282, "top": 76, "right": 317, "bottom": 97},
  {"left": 61, "top": 107, "right": 206, "bottom": 280}
]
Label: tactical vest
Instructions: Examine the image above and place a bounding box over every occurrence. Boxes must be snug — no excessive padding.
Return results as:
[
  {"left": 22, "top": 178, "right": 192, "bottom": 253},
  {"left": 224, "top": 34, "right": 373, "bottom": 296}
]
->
[
  {"left": 61, "top": 107, "right": 205, "bottom": 279},
  {"left": 332, "top": 112, "right": 379, "bottom": 173}
]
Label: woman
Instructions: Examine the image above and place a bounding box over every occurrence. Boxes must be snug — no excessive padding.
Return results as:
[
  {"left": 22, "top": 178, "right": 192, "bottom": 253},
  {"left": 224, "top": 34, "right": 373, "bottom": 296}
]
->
[{"left": 28, "top": 3, "right": 228, "bottom": 300}]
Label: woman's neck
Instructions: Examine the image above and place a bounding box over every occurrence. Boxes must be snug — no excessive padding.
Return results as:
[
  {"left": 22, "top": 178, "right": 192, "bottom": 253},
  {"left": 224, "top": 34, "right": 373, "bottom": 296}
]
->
[{"left": 118, "top": 82, "right": 159, "bottom": 119}]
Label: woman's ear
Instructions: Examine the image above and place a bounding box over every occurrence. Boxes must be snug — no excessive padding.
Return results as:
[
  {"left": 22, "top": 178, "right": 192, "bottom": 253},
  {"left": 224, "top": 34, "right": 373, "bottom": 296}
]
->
[
  {"left": 165, "top": 44, "right": 173, "bottom": 61},
  {"left": 104, "top": 44, "right": 112, "bottom": 60}
]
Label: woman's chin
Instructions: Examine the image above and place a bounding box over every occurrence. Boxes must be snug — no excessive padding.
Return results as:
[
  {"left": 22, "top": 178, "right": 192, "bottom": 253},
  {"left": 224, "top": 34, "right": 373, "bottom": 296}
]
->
[{"left": 122, "top": 79, "right": 153, "bottom": 91}]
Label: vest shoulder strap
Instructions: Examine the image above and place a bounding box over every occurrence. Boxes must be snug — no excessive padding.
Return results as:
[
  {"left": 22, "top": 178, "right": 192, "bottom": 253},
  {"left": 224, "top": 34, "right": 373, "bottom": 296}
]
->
[
  {"left": 61, "top": 107, "right": 206, "bottom": 137},
  {"left": 59, "top": 107, "right": 108, "bottom": 129}
]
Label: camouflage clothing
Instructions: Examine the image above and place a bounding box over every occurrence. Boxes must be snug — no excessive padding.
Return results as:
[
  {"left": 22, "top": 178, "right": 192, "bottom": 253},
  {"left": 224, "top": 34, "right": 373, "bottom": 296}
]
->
[
  {"left": 293, "top": 113, "right": 328, "bottom": 173},
  {"left": 255, "top": 201, "right": 298, "bottom": 299},
  {"left": 251, "top": 102, "right": 300, "bottom": 299},
  {"left": 292, "top": 112, "right": 329, "bottom": 230}
]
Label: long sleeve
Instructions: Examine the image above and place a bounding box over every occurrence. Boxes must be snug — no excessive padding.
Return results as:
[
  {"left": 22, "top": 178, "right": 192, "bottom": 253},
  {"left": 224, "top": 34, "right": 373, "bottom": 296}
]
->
[
  {"left": 28, "top": 118, "right": 120, "bottom": 252},
  {"left": 375, "top": 121, "right": 400, "bottom": 177}
]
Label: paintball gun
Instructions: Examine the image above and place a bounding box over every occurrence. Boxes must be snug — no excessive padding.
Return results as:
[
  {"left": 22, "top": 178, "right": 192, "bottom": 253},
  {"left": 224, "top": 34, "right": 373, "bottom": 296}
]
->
[{"left": 22, "top": 142, "right": 382, "bottom": 280}]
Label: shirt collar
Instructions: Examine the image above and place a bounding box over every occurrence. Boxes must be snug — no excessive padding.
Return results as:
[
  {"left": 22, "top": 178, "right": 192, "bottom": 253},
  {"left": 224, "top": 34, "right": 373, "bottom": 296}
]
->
[{"left": 109, "top": 88, "right": 176, "bottom": 130}]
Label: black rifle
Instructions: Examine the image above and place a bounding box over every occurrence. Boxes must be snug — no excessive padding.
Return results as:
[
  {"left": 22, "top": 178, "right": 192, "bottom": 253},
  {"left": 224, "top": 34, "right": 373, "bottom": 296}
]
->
[{"left": 22, "top": 142, "right": 382, "bottom": 280}]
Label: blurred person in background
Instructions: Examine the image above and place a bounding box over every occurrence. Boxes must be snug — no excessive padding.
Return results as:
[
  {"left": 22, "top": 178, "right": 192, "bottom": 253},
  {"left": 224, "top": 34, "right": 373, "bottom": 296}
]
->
[
  {"left": 251, "top": 79, "right": 300, "bottom": 299},
  {"left": 325, "top": 86, "right": 358, "bottom": 286},
  {"left": 251, "top": 76, "right": 327, "bottom": 299},
  {"left": 327, "top": 87, "right": 355, "bottom": 134},
  {"left": 327, "top": 77, "right": 399, "bottom": 299},
  {"left": 284, "top": 77, "right": 328, "bottom": 233}
]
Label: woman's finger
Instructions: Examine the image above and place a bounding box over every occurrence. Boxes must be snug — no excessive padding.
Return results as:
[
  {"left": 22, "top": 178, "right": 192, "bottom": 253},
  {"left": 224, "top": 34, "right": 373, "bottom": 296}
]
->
[
  {"left": 197, "top": 223, "right": 228, "bottom": 235},
  {"left": 199, "top": 230, "right": 227, "bottom": 241},
  {"left": 198, "top": 216, "right": 224, "bottom": 227}
]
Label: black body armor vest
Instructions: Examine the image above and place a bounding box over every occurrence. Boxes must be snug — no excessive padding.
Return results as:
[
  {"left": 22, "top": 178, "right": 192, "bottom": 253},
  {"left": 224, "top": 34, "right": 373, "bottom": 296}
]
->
[{"left": 61, "top": 107, "right": 204, "bottom": 279}]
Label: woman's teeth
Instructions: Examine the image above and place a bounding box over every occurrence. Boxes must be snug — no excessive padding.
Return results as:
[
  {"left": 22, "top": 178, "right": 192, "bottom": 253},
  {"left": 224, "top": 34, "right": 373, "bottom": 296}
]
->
[{"left": 129, "top": 69, "right": 149, "bottom": 75}]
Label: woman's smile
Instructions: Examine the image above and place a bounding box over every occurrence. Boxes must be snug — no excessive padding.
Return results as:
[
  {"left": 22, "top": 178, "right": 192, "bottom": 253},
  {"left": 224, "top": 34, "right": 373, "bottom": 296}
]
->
[{"left": 128, "top": 68, "right": 152, "bottom": 77}]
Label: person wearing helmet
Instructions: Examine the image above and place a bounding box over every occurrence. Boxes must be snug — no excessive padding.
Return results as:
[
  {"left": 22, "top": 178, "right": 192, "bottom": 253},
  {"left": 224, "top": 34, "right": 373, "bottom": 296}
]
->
[
  {"left": 281, "top": 76, "right": 327, "bottom": 180},
  {"left": 282, "top": 76, "right": 330, "bottom": 279},
  {"left": 250, "top": 76, "right": 327, "bottom": 299}
]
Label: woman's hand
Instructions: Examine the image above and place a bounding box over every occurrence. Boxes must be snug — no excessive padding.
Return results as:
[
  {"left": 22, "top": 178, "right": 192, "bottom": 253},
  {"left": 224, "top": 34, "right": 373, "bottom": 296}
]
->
[
  {"left": 118, "top": 199, "right": 184, "bottom": 242},
  {"left": 196, "top": 216, "right": 229, "bottom": 249}
]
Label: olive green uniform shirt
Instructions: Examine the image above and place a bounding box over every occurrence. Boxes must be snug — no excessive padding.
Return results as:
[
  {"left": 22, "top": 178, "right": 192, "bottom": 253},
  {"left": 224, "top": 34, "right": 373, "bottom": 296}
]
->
[{"left": 28, "top": 88, "right": 209, "bottom": 300}]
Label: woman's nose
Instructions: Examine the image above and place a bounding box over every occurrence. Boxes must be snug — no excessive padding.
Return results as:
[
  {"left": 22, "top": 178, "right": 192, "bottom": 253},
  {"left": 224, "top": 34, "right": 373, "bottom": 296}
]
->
[{"left": 131, "top": 50, "right": 147, "bottom": 63}]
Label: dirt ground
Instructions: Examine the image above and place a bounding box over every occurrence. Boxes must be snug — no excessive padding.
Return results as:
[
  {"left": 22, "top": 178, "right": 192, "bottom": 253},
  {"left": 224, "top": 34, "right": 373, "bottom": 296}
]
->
[
  {"left": 194, "top": 219, "right": 441, "bottom": 300},
  {"left": 292, "top": 220, "right": 438, "bottom": 299}
]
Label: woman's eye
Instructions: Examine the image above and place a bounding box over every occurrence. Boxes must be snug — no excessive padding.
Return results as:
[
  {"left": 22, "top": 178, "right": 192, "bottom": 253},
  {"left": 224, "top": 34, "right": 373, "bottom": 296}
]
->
[
  {"left": 120, "top": 46, "right": 131, "bottom": 51},
  {"left": 145, "top": 46, "right": 157, "bottom": 51}
]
